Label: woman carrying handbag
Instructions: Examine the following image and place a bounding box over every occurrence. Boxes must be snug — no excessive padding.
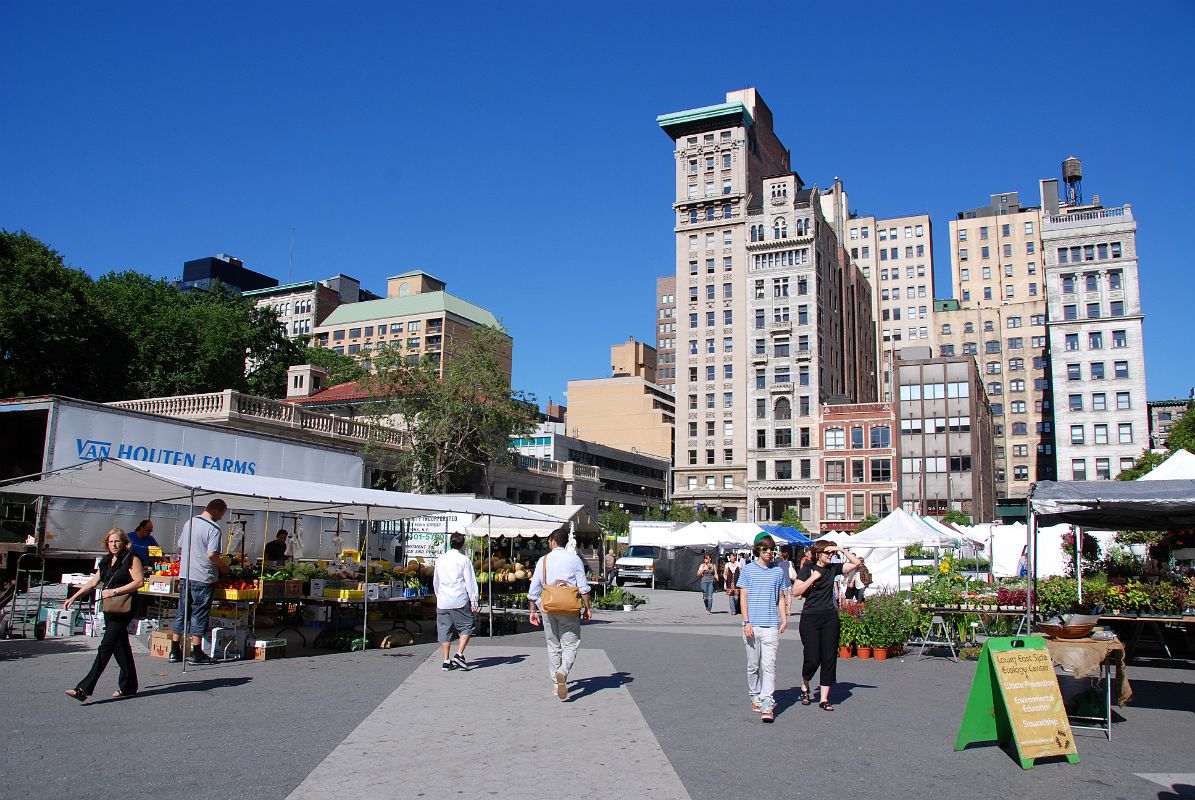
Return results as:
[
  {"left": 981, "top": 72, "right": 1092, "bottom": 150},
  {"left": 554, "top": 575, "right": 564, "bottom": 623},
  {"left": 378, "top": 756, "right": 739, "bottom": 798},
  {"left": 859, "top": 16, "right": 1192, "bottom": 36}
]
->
[{"left": 64, "top": 528, "right": 145, "bottom": 702}]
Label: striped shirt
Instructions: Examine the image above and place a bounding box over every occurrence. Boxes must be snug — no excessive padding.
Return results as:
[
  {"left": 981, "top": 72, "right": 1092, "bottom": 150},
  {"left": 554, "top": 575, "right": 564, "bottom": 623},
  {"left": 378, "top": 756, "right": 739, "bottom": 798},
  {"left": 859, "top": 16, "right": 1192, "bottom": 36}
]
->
[{"left": 736, "top": 560, "right": 787, "bottom": 628}]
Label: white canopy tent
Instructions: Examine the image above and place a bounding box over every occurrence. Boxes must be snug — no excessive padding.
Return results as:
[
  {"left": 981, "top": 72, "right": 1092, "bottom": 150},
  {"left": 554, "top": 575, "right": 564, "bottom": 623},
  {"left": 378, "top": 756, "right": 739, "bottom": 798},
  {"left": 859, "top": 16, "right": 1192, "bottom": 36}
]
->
[
  {"left": 839, "top": 508, "right": 963, "bottom": 591},
  {"left": 1, "top": 458, "right": 564, "bottom": 656},
  {"left": 633, "top": 521, "right": 765, "bottom": 549},
  {"left": 1138, "top": 449, "right": 1195, "bottom": 481},
  {"left": 464, "top": 505, "right": 598, "bottom": 539}
]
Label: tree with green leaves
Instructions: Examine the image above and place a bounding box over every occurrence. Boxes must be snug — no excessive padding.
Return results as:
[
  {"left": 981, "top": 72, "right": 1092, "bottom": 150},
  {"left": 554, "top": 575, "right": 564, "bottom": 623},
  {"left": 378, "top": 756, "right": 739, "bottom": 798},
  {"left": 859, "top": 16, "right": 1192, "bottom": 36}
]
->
[
  {"left": 1165, "top": 403, "right": 1195, "bottom": 453},
  {"left": 599, "top": 506, "right": 630, "bottom": 534},
  {"left": 667, "top": 504, "right": 696, "bottom": 523},
  {"left": 942, "top": 510, "right": 972, "bottom": 526},
  {"left": 854, "top": 515, "right": 879, "bottom": 533},
  {"left": 0, "top": 231, "right": 123, "bottom": 399},
  {"left": 1116, "top": 448, "right": 1170, "bottom": 481},
  {"left": 367, "top": 324, "right": 537, "bottom": 494},
  {"left": 779, "top": 507, "right": 808, "bottom": 533},
  {"left": 294, "top": 344, "right": 367, "bottom": 387}
]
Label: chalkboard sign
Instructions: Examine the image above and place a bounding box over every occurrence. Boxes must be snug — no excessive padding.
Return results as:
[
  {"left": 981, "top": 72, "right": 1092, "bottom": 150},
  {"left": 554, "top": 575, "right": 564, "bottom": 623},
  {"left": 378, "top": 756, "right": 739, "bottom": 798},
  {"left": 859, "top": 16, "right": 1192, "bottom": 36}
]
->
[{"left": 954, "top": 636, "right": 1078, "bottom": 769}]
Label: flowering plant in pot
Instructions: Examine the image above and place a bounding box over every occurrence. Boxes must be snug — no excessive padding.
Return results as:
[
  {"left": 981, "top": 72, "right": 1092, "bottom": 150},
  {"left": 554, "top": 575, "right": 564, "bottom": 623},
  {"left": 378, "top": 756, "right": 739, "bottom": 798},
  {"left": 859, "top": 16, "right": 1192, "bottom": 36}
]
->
[{"left": 838, "top": 610, "right": 860, "bottom": 658}]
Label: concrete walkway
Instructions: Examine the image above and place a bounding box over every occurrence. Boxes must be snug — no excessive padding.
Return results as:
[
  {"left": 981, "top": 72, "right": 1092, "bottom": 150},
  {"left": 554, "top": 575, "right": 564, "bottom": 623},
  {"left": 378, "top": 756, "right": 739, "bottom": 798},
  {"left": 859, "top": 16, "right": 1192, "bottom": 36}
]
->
[{"left": 288, "top": 645, "right": 690, "bottom": 800}]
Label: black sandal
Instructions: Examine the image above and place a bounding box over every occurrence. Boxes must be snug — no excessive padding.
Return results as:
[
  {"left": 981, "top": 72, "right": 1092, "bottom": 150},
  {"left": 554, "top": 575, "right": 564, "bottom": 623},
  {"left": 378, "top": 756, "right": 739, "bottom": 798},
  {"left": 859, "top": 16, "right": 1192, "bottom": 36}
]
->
[
  {"left": 65, "top": 688, "right": 88, "bottom": 703},
  {"left": 799, "top": 690, "right": 811, "bottom": 706},
  {"left": 819, "top": 701, "right": 835, "bottom": 711}
]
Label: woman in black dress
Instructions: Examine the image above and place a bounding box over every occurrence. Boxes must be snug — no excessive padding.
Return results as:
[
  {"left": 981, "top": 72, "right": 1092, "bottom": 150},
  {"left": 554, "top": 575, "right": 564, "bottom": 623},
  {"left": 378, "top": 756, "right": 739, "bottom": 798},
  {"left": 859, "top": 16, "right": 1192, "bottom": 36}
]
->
[
  {"left": 793, "top": 540, "right": 863, "bottom": 711},
  {"left": 64, "top": 528, "right": 145, "bottom": 701}
]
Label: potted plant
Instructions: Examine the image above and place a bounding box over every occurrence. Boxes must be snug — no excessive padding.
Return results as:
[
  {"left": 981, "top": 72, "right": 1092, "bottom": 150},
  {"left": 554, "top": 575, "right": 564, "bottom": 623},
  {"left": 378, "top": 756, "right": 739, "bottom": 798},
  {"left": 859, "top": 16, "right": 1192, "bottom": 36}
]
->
[{"left": 838, "top": 610, "right": 859, "bottom": 658}]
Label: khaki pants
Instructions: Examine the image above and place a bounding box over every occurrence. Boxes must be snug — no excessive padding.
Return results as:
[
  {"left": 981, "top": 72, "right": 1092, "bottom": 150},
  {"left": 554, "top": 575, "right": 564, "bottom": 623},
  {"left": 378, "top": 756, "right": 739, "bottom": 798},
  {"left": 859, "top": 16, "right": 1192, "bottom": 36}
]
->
[{"left": 543, "top": 612, "right": 582, "bottom": 680}]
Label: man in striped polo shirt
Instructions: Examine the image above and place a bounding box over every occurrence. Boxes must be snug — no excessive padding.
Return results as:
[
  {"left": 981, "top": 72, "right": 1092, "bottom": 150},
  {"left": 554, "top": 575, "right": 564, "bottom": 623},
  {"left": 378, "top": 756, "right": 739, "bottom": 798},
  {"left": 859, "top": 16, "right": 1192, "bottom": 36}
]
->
[{"left": 736, "top": 532, "right": 798, "bottom": 723}]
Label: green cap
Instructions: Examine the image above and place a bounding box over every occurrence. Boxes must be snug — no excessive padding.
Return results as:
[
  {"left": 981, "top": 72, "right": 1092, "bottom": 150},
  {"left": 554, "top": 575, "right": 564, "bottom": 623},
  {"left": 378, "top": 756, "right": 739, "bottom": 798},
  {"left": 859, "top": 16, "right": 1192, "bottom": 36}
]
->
[{"left": 754, "top": 532, "right": 772, "bottom": 546}]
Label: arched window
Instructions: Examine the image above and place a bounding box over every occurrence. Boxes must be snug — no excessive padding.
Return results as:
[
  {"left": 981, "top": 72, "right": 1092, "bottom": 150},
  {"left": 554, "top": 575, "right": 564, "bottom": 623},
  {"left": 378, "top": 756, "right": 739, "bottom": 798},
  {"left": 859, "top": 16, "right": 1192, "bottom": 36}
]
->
[
  {"left": 750, "top": 225, "right": 758, "bottom": 242},
  {"left": 774, "top": 397, "right": 792, "bottom": 421},
  {"left": 774, "top": 217, "right": 788, "bottom": 239}
]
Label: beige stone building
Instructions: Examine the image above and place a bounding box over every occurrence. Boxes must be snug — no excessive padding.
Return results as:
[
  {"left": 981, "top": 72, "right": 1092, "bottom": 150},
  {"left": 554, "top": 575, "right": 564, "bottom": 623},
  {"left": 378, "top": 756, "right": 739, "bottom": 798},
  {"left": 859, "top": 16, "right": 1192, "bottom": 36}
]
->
[
  {"left": 656, "top": 276, "right": 677, "bottom": 394},
  {"left": 941, "top": 193, "right": 1054, "bottom": 500},
  {"left": 1040, "top": 169, "right": 1148, "bottom": 482},
  {"left": 821, "top": 193, "right": 936, "bottom": 399},
  {"left": 312, "top": 270, "right": 510, "bottom": 380},
  {"left": 566, "top": 339, "right": 675, "bottom": 461},
  {"left": 657, "top": 88, "right": 875, "bottom": 526}
]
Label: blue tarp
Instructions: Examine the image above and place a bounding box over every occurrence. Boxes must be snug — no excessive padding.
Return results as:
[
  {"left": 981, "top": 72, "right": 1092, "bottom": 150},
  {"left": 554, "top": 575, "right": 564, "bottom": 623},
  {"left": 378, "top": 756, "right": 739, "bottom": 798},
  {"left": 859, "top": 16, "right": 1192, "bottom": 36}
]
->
[{"left": 757, "top": 524, "right": 813, "bottom": 546}]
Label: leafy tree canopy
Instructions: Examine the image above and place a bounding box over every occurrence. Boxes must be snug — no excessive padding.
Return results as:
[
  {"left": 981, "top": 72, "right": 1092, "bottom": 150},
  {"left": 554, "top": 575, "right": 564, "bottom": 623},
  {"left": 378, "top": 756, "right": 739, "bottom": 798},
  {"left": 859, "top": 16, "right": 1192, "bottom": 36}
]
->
[
  {"left": 780, "top": 507, "right": 809, "bottom": 532},
  {"left": 599, "top": 506, "right": 631, "bottom": 534},
  {"left": 296, "top": 345, "right": 368, "bottom": 387},
  {"left": 854, "top": 514, "right": 880, "bottom": 533},
  {"left": 367, "top": 324, "right": 537, "bottom": 494},
  {"left": 942, "top": 510, "right": 972, "bottom": 526},
  {"left": 1116, "top": 448, "right": 1170, "bottom": 481}
]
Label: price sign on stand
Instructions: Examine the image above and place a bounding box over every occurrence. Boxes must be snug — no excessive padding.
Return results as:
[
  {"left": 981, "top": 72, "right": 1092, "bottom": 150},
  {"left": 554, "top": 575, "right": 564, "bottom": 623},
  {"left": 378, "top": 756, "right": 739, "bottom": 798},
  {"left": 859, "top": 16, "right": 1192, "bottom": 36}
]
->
[{"left": 955, "top": 636, "right": 1078, "bottom": 769}]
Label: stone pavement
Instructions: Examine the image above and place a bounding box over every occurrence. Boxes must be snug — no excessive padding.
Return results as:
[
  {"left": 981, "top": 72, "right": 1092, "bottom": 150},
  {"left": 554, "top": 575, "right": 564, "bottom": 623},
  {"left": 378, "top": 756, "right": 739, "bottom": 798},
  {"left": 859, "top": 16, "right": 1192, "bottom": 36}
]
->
[{"left": 2, "top": 586, "right": 1194, "bottom": 800}]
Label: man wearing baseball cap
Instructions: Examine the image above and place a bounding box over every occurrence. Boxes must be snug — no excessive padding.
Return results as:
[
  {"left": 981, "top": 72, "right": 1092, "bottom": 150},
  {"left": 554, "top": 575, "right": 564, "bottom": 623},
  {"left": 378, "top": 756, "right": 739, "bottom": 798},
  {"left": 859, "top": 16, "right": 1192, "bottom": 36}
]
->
[{"left": 735, "top": 532, "right": 792, "bottom": 723}]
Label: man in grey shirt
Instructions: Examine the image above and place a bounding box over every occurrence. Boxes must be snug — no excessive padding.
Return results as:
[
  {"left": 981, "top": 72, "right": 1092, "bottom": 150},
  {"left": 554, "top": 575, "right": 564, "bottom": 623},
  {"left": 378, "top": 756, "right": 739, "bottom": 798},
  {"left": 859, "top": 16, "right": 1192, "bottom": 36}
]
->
[{"left": 170, "top": 498, "right": 229, "bottom": 664}]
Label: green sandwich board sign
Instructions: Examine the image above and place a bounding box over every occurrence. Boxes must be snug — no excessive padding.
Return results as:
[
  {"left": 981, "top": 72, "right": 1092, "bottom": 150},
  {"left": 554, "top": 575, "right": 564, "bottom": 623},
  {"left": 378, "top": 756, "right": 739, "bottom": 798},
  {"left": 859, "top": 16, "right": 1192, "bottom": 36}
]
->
[{"left": 955, "top": 636, "right": 1078, "bottom": 769}]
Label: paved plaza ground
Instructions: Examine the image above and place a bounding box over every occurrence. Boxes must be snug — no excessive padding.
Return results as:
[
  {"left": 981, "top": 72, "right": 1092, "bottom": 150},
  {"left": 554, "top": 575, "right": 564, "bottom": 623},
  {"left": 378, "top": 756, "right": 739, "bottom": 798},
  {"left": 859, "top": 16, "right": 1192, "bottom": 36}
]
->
[{"left": 2, "top": 588, "right": 1192, "bottom": 800}]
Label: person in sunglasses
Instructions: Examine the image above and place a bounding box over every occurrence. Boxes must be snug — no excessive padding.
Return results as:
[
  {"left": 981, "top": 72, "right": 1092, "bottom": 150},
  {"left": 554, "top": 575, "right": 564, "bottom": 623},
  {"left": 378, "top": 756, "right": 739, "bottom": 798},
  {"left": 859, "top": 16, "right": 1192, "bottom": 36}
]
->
[
  {"left": 793, "top": 540, "right": 863, "bottom": 711},
  {"left": 736, "top": 533, "right": 792, "bottom": 723}
]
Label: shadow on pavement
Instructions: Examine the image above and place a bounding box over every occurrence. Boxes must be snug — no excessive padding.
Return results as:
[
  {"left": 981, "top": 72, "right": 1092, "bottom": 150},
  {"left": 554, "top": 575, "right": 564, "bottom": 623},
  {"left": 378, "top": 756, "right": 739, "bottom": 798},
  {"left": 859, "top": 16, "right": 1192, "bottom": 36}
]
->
[
  {"left": 567, "top": 671, "right": 633, "bottom": 701},
  {"left": 1157, "top": 782, "right": 1195, "bottom": 799},
  {"left": 1123, "top": 679, "right": 1195, "bottom": 713},
  {"left": 87, "top": 676, "right": 254, "bottom": 704},
  {"left": 774, "top": 681, "right": 876, "bottom": 715},
  {"left": 468, "top": 653, "right": 529, "bottom": 669},
  {"left": 0, "top": 639, "right": 96, "bottom": 661}
]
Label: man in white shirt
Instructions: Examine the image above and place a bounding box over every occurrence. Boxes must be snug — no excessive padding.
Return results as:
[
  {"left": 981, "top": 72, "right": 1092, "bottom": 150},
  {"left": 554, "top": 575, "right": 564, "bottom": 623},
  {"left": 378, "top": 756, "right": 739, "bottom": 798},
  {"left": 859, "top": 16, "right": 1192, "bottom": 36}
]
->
[
  {"left": 528, "top": 529, "right": 592, "bottom": 701},
  {"left": 432, "top": 533, "right": 479, "bottom": 672}
]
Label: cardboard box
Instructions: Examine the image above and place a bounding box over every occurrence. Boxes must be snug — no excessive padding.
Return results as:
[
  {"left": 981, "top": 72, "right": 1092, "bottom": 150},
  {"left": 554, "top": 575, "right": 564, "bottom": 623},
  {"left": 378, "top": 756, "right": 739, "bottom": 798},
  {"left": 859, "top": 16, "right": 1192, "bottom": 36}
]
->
[
  {"left": 207, "top": 628, "right": 248, "bottom": 659},
  {"left": 60, "top": 573, "right": 91, "bottom": 586},
  {"left": 259, "top": 580, "right": 285, "bottom": 600},
  {"left": 307, "top": 578, "right": 327, "bottom": 597},
  {"left": 149, "top": 630, "right": 191, "bottom": 659},
  {"left": 365, "top": 583, "right": 390, "bottom": 601},
  {"left": 145, "top": 575, "right": 176, "bottom": 595},
  {"left": 251, "top": 638, "right": 287, "bottom": 660},
  {"left": 46, "top": 609, "right": 81, "bottom": 637},
  {"left": 283, "top": 579, "right": 304, "bottom": 599}
]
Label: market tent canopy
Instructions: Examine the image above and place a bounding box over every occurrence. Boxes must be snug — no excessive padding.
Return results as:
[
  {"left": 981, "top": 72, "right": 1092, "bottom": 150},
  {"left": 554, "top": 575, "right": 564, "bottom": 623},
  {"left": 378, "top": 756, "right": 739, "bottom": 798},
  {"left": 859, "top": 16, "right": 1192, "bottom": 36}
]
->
[
  {"left": 635, "top": 521, "right": 763, "bottom": 549},
  {"left": 840, "top": 507, "right": 960, "bottom": 549},
  {"left": 757, "top": 524, "right": 814, "bottom": 546},
  {"left": 1139, "top": 449, "right": 1195, "bottom": 481},
  {"left": 1028, "top": 479, "right": 1195, "bottom": 531},
  {"left": 464, "top": 505, "right": 597, "bottom": 538},
  {"left": 0, "top": 458, "right": 566, "bottom": 523}
]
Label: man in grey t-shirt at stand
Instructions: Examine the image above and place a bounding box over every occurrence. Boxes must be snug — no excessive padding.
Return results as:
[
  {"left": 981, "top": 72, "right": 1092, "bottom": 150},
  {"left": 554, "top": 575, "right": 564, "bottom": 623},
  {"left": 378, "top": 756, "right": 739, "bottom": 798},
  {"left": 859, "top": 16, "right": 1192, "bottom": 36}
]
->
[{"left": 170, "top": 499, "right": 229, "bottom": 664}]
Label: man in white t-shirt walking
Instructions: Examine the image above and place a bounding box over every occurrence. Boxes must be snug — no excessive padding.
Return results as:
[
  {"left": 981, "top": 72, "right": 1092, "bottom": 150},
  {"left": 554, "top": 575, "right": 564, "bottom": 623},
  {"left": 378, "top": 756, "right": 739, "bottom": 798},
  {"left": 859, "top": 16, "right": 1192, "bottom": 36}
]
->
[{"left": 432, "top": 532, "right": 479, "bottom": 672}]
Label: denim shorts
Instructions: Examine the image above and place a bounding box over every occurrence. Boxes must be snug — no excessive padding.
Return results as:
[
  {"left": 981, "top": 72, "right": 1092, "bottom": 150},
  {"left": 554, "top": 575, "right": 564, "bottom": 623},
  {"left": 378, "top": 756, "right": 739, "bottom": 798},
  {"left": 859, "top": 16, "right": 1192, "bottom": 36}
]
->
[
  {"left": 172, "top": 579, "right": 215, "bottom": 636},
  {"left": 436, "top": 605, "right": 475, "bottom": 642}
]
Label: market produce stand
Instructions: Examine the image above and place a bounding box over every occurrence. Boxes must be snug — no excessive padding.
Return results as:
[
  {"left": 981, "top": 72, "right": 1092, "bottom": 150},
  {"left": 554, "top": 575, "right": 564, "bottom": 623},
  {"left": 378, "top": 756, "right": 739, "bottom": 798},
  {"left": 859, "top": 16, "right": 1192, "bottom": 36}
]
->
[{"left": 1, "top": 458, "right": 564, "bottom": 666}]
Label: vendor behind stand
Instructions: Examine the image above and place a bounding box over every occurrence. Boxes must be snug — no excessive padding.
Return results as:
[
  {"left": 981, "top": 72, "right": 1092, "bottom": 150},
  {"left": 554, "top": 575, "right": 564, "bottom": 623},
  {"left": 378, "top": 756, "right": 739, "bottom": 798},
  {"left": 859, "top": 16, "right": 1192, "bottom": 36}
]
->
[
  {"left": 264, "top": 530, "right": 289, "bottom": 563},
  {"left": 128, "top": 519, "right": 159, "bottom": 565}
]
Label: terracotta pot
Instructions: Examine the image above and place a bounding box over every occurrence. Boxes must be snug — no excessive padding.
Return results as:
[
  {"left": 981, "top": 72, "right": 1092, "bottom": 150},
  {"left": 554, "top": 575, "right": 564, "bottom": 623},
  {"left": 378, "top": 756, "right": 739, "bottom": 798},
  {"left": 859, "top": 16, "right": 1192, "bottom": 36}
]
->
[
  {"left": 838, "top": 645, "right": 853, "bottom": 659},
  {"left": 873, "top": 647, "right": 889, "bottom": 660},
  {"left": 857, "top": 646, "right": 872, "bottom": 659}
]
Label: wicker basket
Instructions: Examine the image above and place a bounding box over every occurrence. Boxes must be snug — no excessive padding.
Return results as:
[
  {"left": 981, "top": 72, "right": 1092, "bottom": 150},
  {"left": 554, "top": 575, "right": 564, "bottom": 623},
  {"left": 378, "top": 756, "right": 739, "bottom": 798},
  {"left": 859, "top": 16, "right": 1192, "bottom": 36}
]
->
[{"left": 1036, "top": 622, "right": 1096, "bottom": 639}]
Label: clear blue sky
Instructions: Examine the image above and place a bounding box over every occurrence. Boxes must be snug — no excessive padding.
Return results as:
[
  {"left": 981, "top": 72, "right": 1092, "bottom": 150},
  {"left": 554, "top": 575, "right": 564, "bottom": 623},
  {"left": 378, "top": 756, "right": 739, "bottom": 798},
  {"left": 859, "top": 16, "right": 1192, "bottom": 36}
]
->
[{"left": 4, "top": 2, "right": 1193, "bottom": 407}]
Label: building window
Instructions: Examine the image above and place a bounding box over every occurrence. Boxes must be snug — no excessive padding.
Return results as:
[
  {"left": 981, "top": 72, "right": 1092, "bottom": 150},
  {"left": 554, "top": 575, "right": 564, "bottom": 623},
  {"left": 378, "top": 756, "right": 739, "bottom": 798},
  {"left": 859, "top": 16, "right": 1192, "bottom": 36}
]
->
[
  {"left": 1072, "top": 459, "right": 1087, "bottom": 481},
  {"left": 825, "top": 461, "right": 845, "bottom": 482},
  {"left": 1092, "top": 392, "right": 1107, "bottom": 411},
  {"left": 1114, "top": 361, "right": 1129, "bottom": 379},
  {"left": 1110, "top": 300, "right": 1125, "bottom": 316},
  {"left": 1116, "top": 391, "right": 1131, "bottom": 410},
  {"left": 825, "top": 428, "right": 845, "bottom": 449},
  {"left": 1071, "top": 425, "right": 1085, "bottom": 445},
  {"left": 1094, "top": 424, "right": 1109, "bottom": 445},
  {"left": 1090, "top": 362, "right": 1105, "bottom": 380},
  {"left": 1119, "top": 423, "right": 1133, "bottom": 444}
]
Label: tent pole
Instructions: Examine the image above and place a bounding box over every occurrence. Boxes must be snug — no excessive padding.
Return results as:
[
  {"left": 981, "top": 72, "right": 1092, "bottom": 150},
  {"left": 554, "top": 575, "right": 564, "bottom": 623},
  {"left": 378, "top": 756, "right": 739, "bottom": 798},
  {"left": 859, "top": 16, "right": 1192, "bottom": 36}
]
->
[
  {"left": 486, "top": 518, "right": 492, "bottom": 638},
  {"left": 1074, "top": 525, "right": 1083, "bottom": 606},
  {"left": 181, "top": 488, "right": 196, "bottom": 674},
  {"left": 362, "top": 507, "right": 371, "bottom": 652},
  {"left": 1024, "top": 499, "right": 1036, "bottom": 634}
]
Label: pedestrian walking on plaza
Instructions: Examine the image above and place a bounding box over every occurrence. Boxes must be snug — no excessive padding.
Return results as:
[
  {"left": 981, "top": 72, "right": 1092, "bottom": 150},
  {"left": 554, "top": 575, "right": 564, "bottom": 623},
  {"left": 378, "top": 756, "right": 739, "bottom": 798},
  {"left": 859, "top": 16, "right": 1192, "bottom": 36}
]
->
[
  {"left": 697, "top": 552, "right": 718, "bottom": 614},
  {"left": 723, "top": 552, "right": 741, "bottom": 615},
  {"left": 171, "top": 498, "right": 228, "bottom": 665},
  {"left": 604, "top": 548, "right": 616, "bottom": 583},
  {"left": 528, "top": 529, "right": 592, "bottom": 701},
  {"left": 794, "top": 540, "right": 863, "bottom": 711},
  {"left": 433, "top": 532, "right": 479, "bottom": 672},
  {"left": 64, "top": 528, "right": 145, "bottom": 701},
  {"left": 736, "top": 534, "right": 789, "bottom": 722}
]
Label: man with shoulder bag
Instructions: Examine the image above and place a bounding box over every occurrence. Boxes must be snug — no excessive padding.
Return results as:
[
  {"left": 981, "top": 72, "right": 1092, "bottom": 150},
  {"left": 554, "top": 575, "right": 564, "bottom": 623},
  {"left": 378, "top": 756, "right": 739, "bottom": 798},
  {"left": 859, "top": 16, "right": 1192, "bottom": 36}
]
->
[{"left": 528, "top": 529, "right": 591, "bottom": 702}]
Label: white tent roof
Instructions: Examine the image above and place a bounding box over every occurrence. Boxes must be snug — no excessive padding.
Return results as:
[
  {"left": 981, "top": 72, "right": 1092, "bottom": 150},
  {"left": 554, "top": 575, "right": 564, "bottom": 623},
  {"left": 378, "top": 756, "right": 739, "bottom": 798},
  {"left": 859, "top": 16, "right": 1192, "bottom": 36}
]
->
[
  {"left": 1139, "top": 449, "right": 1195, "bottom": 481},
  {"left": 841, "top": 507, "right": 959, "bottom": 549},
  {"left": 0, "top": 458, "right": 564, "bottom": 523},
  {"left": 465, "top": 505, "right": 599, "bottom": 538},
  {"left": 634, "top": 521, "right": 763, "bottom": 548}
]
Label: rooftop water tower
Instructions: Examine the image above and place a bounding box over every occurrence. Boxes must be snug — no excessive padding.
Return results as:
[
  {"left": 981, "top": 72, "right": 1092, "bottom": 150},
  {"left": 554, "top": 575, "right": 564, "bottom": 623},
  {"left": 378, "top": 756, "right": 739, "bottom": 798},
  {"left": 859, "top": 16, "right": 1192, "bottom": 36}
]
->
[{"left": 1062, "top": 156, "right": 1083, "bottom": 206}]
